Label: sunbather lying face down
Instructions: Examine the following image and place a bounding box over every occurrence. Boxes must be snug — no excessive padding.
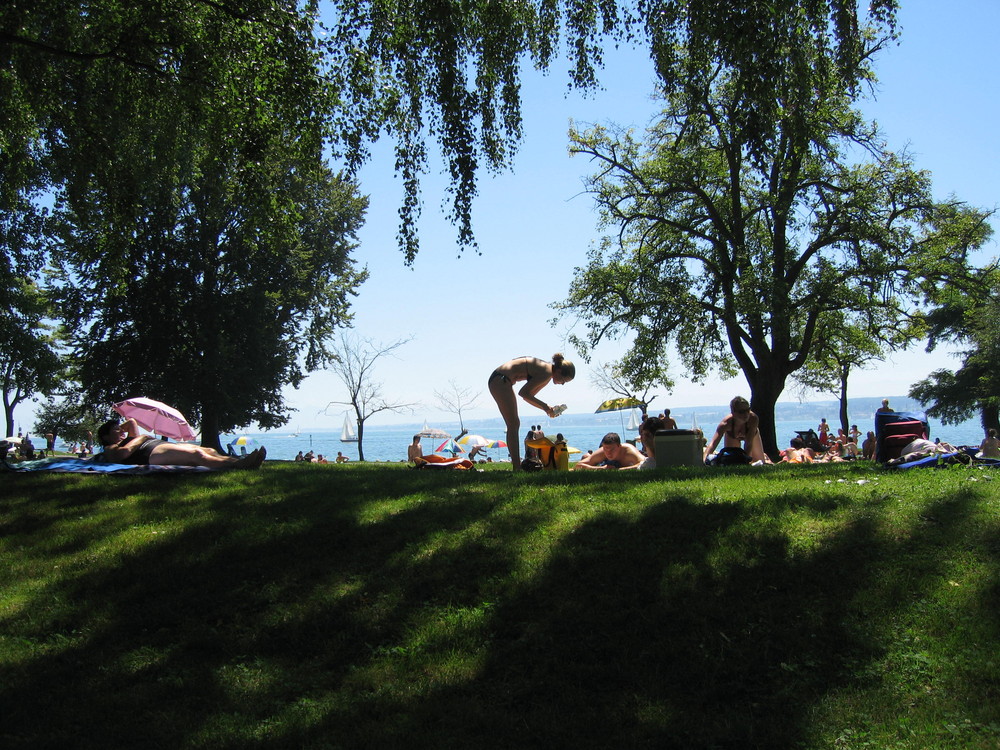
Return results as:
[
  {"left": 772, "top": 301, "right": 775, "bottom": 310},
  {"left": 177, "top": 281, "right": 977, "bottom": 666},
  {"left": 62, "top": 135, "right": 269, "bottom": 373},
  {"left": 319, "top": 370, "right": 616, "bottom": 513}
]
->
[{"left": 573, "top": 432, "right": 645, "bottom": 470}]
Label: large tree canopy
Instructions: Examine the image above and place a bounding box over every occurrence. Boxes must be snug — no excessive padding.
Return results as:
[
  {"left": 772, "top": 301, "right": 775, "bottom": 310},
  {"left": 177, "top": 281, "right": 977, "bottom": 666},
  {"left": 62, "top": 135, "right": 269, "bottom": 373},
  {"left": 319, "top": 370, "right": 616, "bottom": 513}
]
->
[
  {"left": 34, "top": 1, "right": 369, "bottom": 448},
  {"left": 3, "top": 0, "right": 899, "bottom": 262},
  {"left": 557, "top": 57, "right": 992, "bottom": 458},
  {"left": 1, "top": 0, "right": 901, "bottom": 436}
]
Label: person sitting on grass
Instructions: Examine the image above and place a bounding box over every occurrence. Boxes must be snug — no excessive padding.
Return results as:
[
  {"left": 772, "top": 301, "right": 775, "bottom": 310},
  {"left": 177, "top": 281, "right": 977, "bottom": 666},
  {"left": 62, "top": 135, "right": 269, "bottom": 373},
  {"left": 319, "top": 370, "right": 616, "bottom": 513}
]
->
[
  {"left": 573, "top": 432, "right": 645, "bottom": 470},
  {"left": 97, "top": 418, "right": 265, "bottom": 469},
  {"left": 407, "top": 435, "right": 422, "bottom": 462},
  {"left": 979, "top": 428, "right": 1000, "bottom": 459},
  {"left": 841, "top": 436, "right": 861, "bottom": 459},
  {"left": 861, "top": 431, "right": 876, "bottom": 460},
  {"left": 703, "top": 396, "right": 766, "bottom": 464}
]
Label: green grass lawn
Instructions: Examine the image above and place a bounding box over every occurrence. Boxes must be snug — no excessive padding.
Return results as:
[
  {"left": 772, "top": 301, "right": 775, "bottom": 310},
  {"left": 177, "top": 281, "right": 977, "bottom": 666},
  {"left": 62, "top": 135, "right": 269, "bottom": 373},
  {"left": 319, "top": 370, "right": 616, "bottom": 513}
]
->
[{"left": 2, "top": 461, "right": 999, "bottom": 749}]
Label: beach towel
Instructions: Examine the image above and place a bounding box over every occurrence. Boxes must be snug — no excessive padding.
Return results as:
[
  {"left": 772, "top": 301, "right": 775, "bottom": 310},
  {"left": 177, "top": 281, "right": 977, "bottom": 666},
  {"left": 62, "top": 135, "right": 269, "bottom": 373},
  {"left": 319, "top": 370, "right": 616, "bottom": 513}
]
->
[{"left": 3, "top": 457, "right": 213, "bottom": 474}]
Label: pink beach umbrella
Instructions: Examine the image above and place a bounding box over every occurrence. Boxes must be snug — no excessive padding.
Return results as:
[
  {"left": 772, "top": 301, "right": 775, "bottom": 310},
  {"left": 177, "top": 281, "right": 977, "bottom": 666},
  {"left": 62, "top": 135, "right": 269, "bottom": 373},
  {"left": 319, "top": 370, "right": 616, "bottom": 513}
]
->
[{"left": 113, "top": 397, "right": 198, "bottom": 441}]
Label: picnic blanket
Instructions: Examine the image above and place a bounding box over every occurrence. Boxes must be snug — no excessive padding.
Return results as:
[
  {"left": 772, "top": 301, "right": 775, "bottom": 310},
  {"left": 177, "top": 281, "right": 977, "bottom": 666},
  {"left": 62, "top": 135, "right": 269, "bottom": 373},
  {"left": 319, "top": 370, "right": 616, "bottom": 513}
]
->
[{"left": 3, "top": 457, "right": 213, "bottom": 474}]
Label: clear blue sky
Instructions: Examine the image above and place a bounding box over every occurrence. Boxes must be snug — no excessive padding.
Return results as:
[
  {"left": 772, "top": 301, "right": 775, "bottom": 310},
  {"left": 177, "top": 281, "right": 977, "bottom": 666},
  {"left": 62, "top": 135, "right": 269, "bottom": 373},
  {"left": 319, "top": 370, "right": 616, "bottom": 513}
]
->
[{"left": 284, "top": 0, "right": 998, "bottom": 430}]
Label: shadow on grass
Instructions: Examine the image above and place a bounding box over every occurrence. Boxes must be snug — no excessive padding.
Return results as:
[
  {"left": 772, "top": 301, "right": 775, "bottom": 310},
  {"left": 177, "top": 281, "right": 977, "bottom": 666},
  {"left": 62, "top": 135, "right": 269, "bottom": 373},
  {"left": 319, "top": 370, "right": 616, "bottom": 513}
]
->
[
  {"left": 325, "top": 497, "right": 884, "bottom": 748},
  {"left": 2, "top": 466, "right": 999, "bottom": 748}
]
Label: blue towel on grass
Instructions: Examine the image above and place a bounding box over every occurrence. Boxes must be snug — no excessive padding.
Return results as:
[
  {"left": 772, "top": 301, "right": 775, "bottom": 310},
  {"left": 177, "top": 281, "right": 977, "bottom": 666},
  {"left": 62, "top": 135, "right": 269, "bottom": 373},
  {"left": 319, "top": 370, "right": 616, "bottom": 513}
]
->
[{"left": 3, "top": 457, "right": 212, "bottom": 474}]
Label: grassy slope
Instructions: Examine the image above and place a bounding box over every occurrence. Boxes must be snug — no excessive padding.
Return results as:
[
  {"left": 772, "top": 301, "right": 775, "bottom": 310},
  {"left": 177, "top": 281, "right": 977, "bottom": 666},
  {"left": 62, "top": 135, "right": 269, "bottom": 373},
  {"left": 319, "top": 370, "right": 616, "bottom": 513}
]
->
[{"left": 2, "top": 462, "right": 999, "bottom": 749}]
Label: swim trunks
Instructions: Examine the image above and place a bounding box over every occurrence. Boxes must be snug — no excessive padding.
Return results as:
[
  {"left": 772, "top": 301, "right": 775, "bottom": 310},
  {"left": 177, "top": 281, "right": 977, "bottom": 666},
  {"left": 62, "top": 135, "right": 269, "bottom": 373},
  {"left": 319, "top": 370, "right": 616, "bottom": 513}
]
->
[{"left": 120, "top": 435, "right": 165, "bottom": 465}]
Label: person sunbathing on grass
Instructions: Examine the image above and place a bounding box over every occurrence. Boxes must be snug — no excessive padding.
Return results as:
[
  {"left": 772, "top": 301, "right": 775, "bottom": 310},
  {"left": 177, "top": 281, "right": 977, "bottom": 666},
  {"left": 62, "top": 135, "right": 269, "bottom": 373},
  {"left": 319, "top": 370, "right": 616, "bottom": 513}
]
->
[
  {"left": 96, "top": 418, "right": 265, "bottom": 469},
  {"left": 573, "top": 432, "right": 645, "bottom": 470},
  {"left": 779, "top": 436, "right": 814, "bottom": 464}
]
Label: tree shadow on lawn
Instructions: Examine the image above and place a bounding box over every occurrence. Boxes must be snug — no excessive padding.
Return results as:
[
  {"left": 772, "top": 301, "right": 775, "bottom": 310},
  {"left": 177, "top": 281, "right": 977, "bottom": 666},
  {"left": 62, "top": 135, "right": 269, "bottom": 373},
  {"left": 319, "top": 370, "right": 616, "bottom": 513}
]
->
[
  {"left": 0, "top": 467, "right": 551, "bottom": 749},
  {"left": 313, "top": 488, "right": 1000, "bottom": 749},
  {"left": 368, "top": 495, "right": 883, "bottom": 748},
  {"left": 3, "top": 474, "right": 999, "bottom": 749}
]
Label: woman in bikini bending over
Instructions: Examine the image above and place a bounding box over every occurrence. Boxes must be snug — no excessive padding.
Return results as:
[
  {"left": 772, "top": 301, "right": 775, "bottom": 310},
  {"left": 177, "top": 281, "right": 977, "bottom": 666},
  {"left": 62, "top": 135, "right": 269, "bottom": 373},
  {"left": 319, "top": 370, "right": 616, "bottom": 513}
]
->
[
  {"left": 489, "top": 353, "right": 575, "bottom": 469},
  {"left": 703, "top": 395, "right": 766, "bottom": 463}
]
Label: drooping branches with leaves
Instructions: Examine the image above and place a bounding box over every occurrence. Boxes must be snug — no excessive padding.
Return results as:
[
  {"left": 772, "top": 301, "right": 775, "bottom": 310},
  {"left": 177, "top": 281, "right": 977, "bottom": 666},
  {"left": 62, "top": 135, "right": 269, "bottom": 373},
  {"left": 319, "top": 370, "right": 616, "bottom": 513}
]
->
[
  {"left": 558, "top": 53, "right": 992, "bottom": 458},
  {"left": 41, "top": 10, "right": 370, "bottom": 449},
  {"left": 3, "top": 0, "right": 900, "bottom": 262},
  {"left": 2, "top": 0, "right": 901, "bottom": 434}
]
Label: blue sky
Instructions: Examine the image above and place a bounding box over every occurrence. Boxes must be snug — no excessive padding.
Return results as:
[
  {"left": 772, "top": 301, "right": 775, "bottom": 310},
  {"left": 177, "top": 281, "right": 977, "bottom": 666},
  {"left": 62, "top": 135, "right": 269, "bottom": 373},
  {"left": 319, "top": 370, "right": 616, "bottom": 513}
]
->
[{"left": 284, "top": 0, "right": 999, "bottom": 430}]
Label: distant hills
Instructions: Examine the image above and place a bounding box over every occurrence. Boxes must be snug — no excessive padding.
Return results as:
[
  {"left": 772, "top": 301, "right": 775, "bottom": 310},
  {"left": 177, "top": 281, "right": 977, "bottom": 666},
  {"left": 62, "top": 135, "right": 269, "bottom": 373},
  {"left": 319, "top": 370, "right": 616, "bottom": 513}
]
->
[
  {"left": 446, "top": 396, "right": 928, "bottom": 432},
  {"left": 599, "top": 396, "right": 927, "bottom": 425}
]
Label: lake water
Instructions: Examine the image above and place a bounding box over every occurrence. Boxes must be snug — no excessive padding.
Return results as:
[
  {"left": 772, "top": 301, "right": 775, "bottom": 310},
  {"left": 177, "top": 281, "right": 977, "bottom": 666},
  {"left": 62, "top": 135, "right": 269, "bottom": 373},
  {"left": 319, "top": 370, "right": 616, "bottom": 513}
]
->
[{"left": 226, "top": 412, "right": 989, "bottom": 463}]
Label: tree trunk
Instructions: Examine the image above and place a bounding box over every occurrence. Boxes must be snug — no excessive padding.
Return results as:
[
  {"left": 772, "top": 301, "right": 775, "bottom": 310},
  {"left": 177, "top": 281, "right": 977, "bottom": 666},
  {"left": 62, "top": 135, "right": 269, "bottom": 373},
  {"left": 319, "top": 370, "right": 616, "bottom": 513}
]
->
[
  {"left": 199, "top": 407, "right": 224, "bottom": 454},
  {"left": 981, "top": 402, "right": 1000, "bottom": 436},
  {"left": 838, "top": 364, "right": 850, "bottom": 435},
  {"left": 357, "top": 419, "right": 365, "bottom": 462},
  {"left": 747, "top": 379, "right": 783, "bottom": 461}
]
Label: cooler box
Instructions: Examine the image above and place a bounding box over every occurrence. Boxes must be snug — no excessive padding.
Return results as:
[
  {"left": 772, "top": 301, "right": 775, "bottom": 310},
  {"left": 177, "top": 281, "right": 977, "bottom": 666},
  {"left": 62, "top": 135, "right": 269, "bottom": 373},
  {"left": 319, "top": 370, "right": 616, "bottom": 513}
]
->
[{"left": 654, "top": 429, "right": 703, "bottom": 467}]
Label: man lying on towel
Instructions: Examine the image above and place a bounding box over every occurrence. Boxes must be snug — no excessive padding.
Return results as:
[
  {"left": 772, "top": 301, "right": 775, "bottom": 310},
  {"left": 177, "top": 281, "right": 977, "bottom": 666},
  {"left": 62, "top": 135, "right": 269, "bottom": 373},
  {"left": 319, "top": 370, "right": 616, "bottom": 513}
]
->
[
  {"left": 411, "top": 454, "right": 475, "bottom": 470},
  {"left": 96, "top": 418, "right": 265, "bottom": 470},
  {"left": 886, "top": 437, "right": 959, "bottom": 467}
]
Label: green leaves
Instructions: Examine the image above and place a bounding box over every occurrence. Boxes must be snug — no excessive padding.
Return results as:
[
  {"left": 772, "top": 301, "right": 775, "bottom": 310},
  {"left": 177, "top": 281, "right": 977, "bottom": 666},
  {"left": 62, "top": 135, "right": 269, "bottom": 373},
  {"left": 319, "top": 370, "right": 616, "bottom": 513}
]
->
[{"left": 559, "top": 54, "right": 991, "bottom": 456}]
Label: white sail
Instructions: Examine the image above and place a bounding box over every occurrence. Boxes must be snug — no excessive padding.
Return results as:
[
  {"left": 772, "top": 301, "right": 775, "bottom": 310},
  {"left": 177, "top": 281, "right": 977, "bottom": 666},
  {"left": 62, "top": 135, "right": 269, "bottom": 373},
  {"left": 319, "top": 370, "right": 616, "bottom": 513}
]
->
[
  {"left": 341, "top": 415, "right": 358, "bottom": 442},
  {"left": 627, "top": 409, "right": 640, "bottom": 431}
]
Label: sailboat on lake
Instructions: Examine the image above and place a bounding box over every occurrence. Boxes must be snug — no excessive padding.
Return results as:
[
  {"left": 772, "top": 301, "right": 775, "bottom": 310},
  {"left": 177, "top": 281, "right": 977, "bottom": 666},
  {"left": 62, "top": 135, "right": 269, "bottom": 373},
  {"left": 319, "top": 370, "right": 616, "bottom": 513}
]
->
[
  {"left": 340, "top": 414, "right": 358, "bottom": 443},
  {"left": 627, "top": 409, "right": 641, "bottom": 431}
]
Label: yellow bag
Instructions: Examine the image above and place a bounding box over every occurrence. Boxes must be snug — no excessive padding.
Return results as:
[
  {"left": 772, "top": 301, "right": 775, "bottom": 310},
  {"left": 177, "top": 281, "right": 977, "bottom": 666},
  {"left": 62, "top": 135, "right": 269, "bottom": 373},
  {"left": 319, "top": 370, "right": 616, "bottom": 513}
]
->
[{"left": 526, "top": 437, "right": 569, "bottom": 470}]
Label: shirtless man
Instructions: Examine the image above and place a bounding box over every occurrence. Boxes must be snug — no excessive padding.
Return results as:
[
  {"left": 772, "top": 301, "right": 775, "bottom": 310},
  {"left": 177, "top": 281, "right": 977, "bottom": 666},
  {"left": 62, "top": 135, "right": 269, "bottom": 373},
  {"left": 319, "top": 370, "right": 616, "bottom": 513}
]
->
[
  {"left": 703, "top": 396, "right": 766, "bottom": 463},
  {"left": 407, "top": 435, "right": 422, "bottom": 462},
  {"left": 621, "top": 416, "right": 665, "bottom": 470},
  {"left": 573, "top": 432, "right": 645, "bottom": 470}
]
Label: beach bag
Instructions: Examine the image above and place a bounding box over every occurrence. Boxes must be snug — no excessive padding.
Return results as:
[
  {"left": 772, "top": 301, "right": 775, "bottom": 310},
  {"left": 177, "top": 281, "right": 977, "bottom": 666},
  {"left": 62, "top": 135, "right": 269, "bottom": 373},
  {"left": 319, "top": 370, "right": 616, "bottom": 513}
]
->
[
  {"left": 526, "top": 436, "right": 569, "bottom": 470},
  {"left": 520, "top": 457, "right": 544, "bottom": 471},
  {"left": 713, "top": 446, "right": 751, "bottom": 466}
]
